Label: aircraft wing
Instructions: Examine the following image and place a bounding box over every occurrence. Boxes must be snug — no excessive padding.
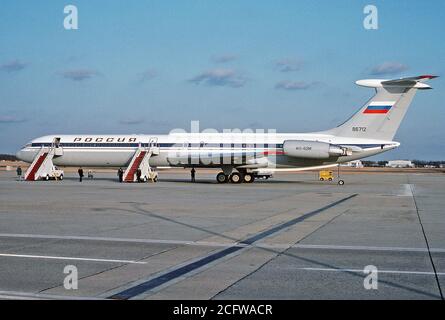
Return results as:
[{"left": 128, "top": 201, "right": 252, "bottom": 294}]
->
[
  {"left": 253, "top": 164, "right": 339, "bottom": 173},
  {"left": 167, "top": 150, "right": 270, "bottom": 167}
]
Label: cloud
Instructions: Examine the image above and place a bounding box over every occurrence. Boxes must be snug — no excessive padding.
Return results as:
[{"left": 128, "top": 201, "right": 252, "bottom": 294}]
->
[
  {"left": 60, "top": 69, "right": 99, "bottom": 81},
  {"left": 211, "top": 54, "right": 238, "bottom": 64},
  {"left": 119, "top": 118, "right": 145, "bottom": 125},
  {"left": 369, "top": 62, "right": 408, "bottom": 76},
  {"left": 275, "top": 80, "right": 316, "bottom": 91},
  {"left": 0, "top": 115, "right": 26, "bottom": 123},
  {"left": 0, "top": 60, "right": 27, "bottom": 73},
  {"left": 275, "top": 58, "right": 303, "bottom": 72},
  {"left": 189, "top": 69, "right": 246, "bottom": 88},
  {"left": 137, "top": 69, "right": 158, "bottom": 83}
]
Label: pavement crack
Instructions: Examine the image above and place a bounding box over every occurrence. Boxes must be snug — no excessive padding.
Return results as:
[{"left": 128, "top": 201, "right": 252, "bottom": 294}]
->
[{"left": 409, "top": 182, "right": 444, "bottom": 300}]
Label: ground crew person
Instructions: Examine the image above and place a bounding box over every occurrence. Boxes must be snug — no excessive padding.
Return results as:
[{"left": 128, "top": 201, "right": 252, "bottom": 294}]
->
[
  {"left": 78, "top": 167, "right": 84, "bottom": 182},
  {"left": 16, "top": 166, "right": 22, "bottom": 181},
  {"left": 136, "top": 168, "right": 142, "bottom": 182},
  {"left": 118, "top": 168, "right": 124, "bottom": 182},
  {"left": 191, "top": 167, "right": 196, "bottom": 182}
]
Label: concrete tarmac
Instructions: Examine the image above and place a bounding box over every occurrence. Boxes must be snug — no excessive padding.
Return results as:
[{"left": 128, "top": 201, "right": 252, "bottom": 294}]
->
[{"left": 0, "top": 170, "right": 444, "bottom": 300}]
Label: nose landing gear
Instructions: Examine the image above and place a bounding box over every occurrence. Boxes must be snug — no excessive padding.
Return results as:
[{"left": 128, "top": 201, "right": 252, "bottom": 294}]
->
[{"left": 337, "top": 164, "right": 345, "bottom": 185}]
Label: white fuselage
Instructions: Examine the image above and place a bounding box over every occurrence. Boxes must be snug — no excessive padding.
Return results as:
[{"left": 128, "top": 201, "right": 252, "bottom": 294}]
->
[
  {"left": 16, "top": 132, "right": 399, "bottom": 170},
  {"left": 16, "top": 75, "right": 436, "bottom": 175}
]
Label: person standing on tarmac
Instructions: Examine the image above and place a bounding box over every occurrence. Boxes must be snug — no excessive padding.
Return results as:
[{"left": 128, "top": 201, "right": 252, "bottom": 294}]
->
[
  {"left": 136, "top": 168, "right": 142, "bottom": 182},
  {"left": 118, "top": 168, "right": 124, "bottom": 183},
  {"left": 16, "top": 166, "right": 22, "bottom": 181},
  {"left": 191, "top": 167, "right": 196, "bottom": 182},
  {"left": 78, "top": 167, "right": 84, "bottom": 182}
]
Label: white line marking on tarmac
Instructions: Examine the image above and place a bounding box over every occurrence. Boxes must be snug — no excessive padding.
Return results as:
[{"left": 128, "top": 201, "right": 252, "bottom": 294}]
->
[
  {"left": 291, "top": 244, "right": 445, "bottom": 253},
  {"left": 1, "top": 233, "right": 445, "bottom": 253},
  {"left": 0, "top": 253, "right": 147, "bottom": 264},
  {"left": 295, "top": 267, "right": 445, "bottom": 276},
  {"left": 0, "top": 290, "right": 102, "bottom": 300},
  {"left": 0, "top": 233, "right": 237, "bottom": 248}
]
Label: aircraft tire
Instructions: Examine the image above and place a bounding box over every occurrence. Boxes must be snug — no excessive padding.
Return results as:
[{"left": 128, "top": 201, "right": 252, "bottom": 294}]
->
[
  {"left": 244, "top": 173, "right": 254, "bottom": 183},
  {"left": 216, "top": 172, "right": 228, "bottom": 183},
  {"left": 230, "top": 172, "right": 242, "bottom": 184}
]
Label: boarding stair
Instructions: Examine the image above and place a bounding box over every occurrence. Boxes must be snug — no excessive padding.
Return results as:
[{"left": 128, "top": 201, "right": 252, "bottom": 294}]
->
[
  {"left": 24, "top": 138, "right": 64, "bottom": 181},
  {"left": 123, "top": 138, "right": 160, "bottom": 182}
]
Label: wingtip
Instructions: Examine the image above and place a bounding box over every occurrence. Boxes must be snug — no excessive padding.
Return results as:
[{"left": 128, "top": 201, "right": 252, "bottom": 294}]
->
[{"left": 419, "top": 75, "right": 439, "bottom": 80}]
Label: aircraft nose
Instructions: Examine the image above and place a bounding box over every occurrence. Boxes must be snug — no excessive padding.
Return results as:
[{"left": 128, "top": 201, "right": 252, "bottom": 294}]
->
[{"left": 16, "top": 149, "right": 25, "bottom": 161}]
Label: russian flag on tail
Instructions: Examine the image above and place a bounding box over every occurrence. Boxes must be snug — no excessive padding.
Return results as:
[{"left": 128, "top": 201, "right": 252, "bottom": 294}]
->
[{"left": 363, "top": 101, "right": 396, "bottom": 114}]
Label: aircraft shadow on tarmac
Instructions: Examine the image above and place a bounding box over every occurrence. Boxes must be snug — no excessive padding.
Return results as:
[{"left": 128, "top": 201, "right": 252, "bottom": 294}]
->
[{"left": 106, "top": 202, "right": 440, "bottom": 299}]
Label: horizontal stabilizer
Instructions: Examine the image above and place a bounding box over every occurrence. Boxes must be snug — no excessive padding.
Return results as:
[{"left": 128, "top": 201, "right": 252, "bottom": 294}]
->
[{"left": 356, "top": 75, "right": 438, "bottom": 90}]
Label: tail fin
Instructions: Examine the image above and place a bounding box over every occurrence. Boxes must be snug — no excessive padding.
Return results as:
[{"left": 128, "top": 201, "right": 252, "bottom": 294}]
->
[{"left": 325, "top": 75, "right": 437, "bottom": 141}]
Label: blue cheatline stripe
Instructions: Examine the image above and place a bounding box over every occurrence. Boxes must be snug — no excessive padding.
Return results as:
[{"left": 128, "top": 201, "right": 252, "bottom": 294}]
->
[
  {"left": 31, "top": 143, "right": 285, "bottom": 148},
  {"left": 366, "top": 105, "right": 392, "bottom": 110},
  {"left": 108, "top": 194, "right": 358, "bottom": 300},
  {"left": 30, "top": 142, "right": 383, "bottom": 149}
]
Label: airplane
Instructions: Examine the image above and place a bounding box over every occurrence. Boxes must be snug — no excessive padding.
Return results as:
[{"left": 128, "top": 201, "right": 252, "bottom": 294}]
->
[{"left": 16, "top": 75, "right": 437, "bottom": 184}]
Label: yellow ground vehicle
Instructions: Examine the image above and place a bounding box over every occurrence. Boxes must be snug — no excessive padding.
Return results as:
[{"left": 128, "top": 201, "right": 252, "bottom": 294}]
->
[{"left": 319, "top": 170, "right": 334, "bottom": 181}]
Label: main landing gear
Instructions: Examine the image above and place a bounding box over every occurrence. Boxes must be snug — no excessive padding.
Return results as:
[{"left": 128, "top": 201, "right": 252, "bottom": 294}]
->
[
  {"left": 216, "top": 172, "right": 229, "bottom": 183},
  {"left": 216, "top": 171, "right": 255, "bottom": 184}
]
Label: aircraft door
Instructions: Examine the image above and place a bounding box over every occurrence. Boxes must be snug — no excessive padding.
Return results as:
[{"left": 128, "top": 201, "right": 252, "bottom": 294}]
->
[
  {"left": 52, "top": 137, "right": 63, "bottom": 156},
  {"left": 149, "top": 137, "right": 158, "bottom": 148}
]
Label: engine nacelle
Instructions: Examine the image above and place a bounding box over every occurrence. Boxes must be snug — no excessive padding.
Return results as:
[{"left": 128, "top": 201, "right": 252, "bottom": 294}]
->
[{"left": 283, "top": 140, "right": 346, "bottom": 159}]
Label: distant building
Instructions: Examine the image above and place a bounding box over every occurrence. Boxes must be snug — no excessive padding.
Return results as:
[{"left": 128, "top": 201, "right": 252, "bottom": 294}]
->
[
  {"left": 386, "top": 160, "right": 414, "bottom": 168},
  {"left": 341, "top": 160, "right": 364, "bottom": 168}
]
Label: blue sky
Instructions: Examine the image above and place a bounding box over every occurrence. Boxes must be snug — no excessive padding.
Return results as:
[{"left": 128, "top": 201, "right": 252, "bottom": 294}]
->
[{"left": 0, "top": 0, "right": 444, "bottom": 159}]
